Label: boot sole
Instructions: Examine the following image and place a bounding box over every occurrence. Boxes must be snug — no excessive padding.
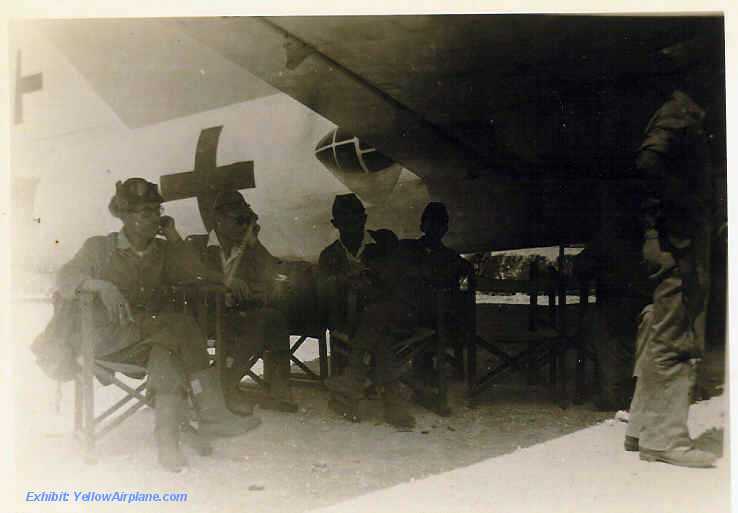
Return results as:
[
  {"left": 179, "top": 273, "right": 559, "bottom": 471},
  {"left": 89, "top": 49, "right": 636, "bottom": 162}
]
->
[
  {"left": 639, "top": 451, "right": 716, "bottom": 468},
  {"left": 328, "top": 398, "right": 361, "bottom": 423},
  {"left": 181, "top": 424, "right": 214, "bottom": 456},
  {"left": 385, "top": 419, "right": 416, "bottom": 429},
  {"left": 324, "top": 383, "right": 363, "bottom": 402},
  {"left": 259, "top": 399, "right": 299, "bottom": 413},
  {"left": 199, "top": 416, "right": 262, "bottom": 438}
]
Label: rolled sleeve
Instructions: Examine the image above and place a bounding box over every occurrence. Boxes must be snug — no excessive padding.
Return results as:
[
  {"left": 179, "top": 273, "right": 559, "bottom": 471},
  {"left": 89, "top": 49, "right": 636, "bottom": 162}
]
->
[{"left": 56, "top": 237, "right": 105, "bottom": 299}]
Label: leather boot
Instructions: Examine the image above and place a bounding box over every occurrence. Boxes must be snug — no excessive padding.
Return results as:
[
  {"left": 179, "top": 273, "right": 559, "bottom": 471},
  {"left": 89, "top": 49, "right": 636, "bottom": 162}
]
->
[
  {"left": 324, "top": 363, "right": 367, "bottom": 402},
  {"left": 640, "top": 446, "right": 717, "bottom": 468},
  {"left": 223, "top": 368, "right": 255, "bottom": 417},
  {"left": 154, "top": 393, "right": 187, "bottom": 472},
  {"left": 325, "top": 368, "right": 364, "bottom": 422},
  {"left": 261, "top": 350, "right": 298, "bottom": 413},
  {"left": 189, "top": 368, "right": 261, "bottom": 438},
  {"left": 382, "top": 382, "right": 416, "bottom": 429},
  {"left": 328, "top": 392, "right": 361, "bottom": 423},
  {"left": 180, "top": 423, "right": 214, "bottom": 456},
  {"left": 624, "top": 436, "right": 639, "bottom": 452}
]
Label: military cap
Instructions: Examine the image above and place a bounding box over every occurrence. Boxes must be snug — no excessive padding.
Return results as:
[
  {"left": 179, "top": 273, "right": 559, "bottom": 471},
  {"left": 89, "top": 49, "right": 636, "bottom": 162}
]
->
[
  {"left": 213, "top": 190, "right": 251, "bottom": 214},
  {"left": 421, "top": 202, "right": 449, "bottom": 225},
  {"left": 108, "top": 178, "right": 164, "bottom": 219},
  {"left": 654, "top": 35, "right": 723, "bottom": 75},
  {"left": 332, "top": 193, "right": 365, "bottom": 219}
]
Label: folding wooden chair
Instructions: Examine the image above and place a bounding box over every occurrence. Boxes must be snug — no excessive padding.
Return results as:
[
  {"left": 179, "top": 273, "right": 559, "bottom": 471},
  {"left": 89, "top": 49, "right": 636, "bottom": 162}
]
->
[
  {"left": 217, "top": 281, "right": 330, "bottom": 390},
  {"left": 238, "top": 327, "right": 329, "bottom": 390},
  {"left": 74, "top": 292, "right": 151, "bottom": 463},
  {"left": 328, "top": 288, "right": 448, "bottom": 416},
  {"left": 467, "top": 247, "right": 595, "bottom": 404},
  {"left": 74, "top": 285, "right": 227, "bottom": 463},
  {"left": 183, "top": 234, "right": 330, "bottom": 387}
]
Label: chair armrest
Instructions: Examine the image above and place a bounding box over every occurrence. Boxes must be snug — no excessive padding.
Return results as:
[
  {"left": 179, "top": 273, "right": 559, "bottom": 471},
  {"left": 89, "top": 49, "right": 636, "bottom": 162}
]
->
[
  {"left": 170, "top": 282, "right": 228, "bottom": 294},
  {"left": 331, "top": 330, "right": 351, "bottom": 343}
]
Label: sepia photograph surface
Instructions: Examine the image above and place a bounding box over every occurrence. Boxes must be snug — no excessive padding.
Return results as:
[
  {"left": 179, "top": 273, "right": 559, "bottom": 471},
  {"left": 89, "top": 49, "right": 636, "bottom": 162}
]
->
[{"left": 8, "top": 8, "right": 731, "bottom": 513}]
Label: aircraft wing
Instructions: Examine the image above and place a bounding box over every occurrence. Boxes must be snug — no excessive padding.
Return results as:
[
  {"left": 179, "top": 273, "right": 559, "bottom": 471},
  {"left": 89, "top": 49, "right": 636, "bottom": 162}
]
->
[
  {"left": 34, "top": 18, "right": 278, "bottom": 128},
  {"left": 36, "top": 15, "right": 721, "bottom": 179},
  {"left": 175, "top": 15, "right": 722, "bottom": 183}
]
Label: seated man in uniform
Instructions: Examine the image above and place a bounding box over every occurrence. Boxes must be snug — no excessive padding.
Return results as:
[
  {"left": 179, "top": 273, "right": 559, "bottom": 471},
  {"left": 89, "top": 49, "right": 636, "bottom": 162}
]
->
[
  {"left": 197, "top": 190, "right": 303, "bottom": 413},
  {"left": 56, "top": 178, "right": 259, "bottom": 473},
  {"left": 399, "top": 202, "right": 475, "bottom": 379},
  {"left": 400, "top": 202, "right": 473, "bottom": 291},
  {"left": 318, "top": 193, "right": 418, "bottom": 428}
]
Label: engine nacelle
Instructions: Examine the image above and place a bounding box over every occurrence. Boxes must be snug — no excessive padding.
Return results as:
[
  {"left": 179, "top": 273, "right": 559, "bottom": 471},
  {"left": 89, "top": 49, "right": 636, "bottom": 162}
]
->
[{"left": 314, "top": 127, "right": 402, "bottom": 205}]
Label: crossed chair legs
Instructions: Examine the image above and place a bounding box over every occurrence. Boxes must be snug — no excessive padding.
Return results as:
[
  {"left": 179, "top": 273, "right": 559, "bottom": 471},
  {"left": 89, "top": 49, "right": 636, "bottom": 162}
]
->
[{"left": 77, "top": 364, "right": 262, "bottom": 472}]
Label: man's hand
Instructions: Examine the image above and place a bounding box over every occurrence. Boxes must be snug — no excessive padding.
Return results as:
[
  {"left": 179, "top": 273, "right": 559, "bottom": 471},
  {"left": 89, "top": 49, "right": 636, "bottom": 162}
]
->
[
  {"left": 228, "top": 277, "right": 254, "bottom": 302},
  {"left": 347, "top": 270, "right": 374, "bottom": 292},
  {"left": 242, "top": 222, "right": 259, "bottom": 249},
  {"left": 158, "top": 216, "right": 183, "bottom": 242},
  {"left": 642, "top": 230, "right": 677, "bottom": 277},
  {"left": 82, "top": 279, "right": 134, "bottom": 324}
]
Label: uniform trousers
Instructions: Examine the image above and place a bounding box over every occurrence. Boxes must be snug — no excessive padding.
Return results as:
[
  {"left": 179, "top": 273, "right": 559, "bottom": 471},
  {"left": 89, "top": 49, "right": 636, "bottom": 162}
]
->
[
  {"left": 627, "top": 249, "right": 705, "bottom": 451},
  {"left": 348, "top": 298, "right": 419, "bottom": 386},
  {"left": 223, "top": 307, "right": 291, "bottom": 376},
  {"left": 98, "top": 312, "right": 210, "bottom": 396}
]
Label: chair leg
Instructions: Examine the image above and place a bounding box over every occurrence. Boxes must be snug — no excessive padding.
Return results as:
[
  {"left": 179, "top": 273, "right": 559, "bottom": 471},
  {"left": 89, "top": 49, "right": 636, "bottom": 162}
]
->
[
  {"left": 74, "top": 377, "right": 82, "bottom": 433},
  {"left": 82, "top": 356, "right": 96, "bottom": 463},
  {"left": 549, "top": 348, "right": 557, "bottom": 386},
  {"left": 328, "top": 337, "right": 347, "bottom": 377},
  {"left": 453, "top": 344, "right": 464, "bottom": 381},
  {"left": 574, "top": 340, "right": 586, "bottom": 405},
  {"left": 318, "top": 333, "right": 329, "bottom": 380},
  {"left": 80, "top": 293, "right": 97, "bottom": 464},
  {"left": 430, "top": 301, "right": 451, "bottom": 417},
  {"left": 527, "top": 341, "right": 539, "bottom": 386},
  {"left": 328, "top": 335, "right": 337, "bottom": 376},
  {"left": 466, "top": 336, "right": 477, "bottom": 398},
  {"left": 558, "top": 347, "right": 569, "bottom": 406}
]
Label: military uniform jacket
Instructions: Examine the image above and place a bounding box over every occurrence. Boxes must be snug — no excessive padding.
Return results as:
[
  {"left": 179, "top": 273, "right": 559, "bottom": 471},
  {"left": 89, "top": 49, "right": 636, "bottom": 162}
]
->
[
  {"left": 638, "top": 90, "right": 712, "bottom": 239},
  {"left": 57, "top": 231, "right": 215, "bottom": 356},
  {"left": 198, "top": 235, "right": 320, "bottom": 331},
  {"left": 317, "top": 239, "right": 388, "bottom": 327},
  {"left": 200, "top": 238, "right": 283, "bottom": 298}
]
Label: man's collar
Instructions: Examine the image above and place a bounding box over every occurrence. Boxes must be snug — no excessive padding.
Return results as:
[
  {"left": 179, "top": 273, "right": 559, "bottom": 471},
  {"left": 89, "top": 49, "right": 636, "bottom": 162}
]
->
[
  {"left": 117, "top": 229, "right": 133, "bottom": 250},
  {"left": 207, "top": 230, "right": 221, "bottom": 248},
  {"left": 338, "top": 231, "right": 371, "bottom": 259},
  {"left": 117, "top": 229, "right": 157, "bottom": 256}
]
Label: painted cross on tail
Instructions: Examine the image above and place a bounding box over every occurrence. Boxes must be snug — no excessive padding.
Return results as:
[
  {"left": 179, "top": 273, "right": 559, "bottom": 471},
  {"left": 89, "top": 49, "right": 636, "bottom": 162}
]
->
[
  {"left": 14, "top": 50, "right": 43, "bottom": 125},
  {"left": 160, "top": 126, "right": 255, "bottom": 233}
]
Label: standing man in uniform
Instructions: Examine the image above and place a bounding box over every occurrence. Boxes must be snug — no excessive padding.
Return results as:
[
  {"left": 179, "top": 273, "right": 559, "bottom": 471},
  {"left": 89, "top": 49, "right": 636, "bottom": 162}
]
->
[
  {"left": 626, "top": 57, "right": 718, "bottom": 467},
  {"left": 198, "top": 190, "right": 300, "bottom": 414},
  {"left": 318, "top": 193, "right": 417, "bottom": 428},
  {"left": 57, "top": 178, "right": 259, "bottom": 472}
]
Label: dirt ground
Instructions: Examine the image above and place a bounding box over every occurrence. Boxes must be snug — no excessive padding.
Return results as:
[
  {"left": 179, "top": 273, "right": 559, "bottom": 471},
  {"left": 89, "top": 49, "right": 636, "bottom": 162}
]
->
[{"left": 11, "top": 300, "right": 728, "bottom": 513}]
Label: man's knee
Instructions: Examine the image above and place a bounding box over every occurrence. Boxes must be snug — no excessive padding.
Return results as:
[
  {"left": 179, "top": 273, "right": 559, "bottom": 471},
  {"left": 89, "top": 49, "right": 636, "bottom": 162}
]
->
[
  {"left": 260, "top": 308, "right": 290, "bottom": 352},
  {"left": 157, "top": 312, "right": 202, "bottom": 336},
  {"left": 147, "top": 345, "right": 186, "bottom": 394}
]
